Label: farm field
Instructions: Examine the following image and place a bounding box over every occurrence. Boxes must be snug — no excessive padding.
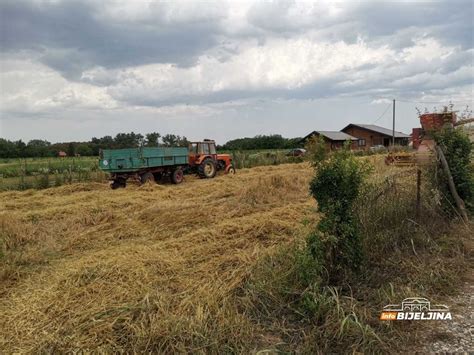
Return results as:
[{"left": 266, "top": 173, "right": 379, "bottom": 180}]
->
[
  {"left": 0, "top": 151, "right": 302, "bottom": 191},
  {"left": 1, "top": 159, "right": 470, "bottom": 353},
  {"left": 0, "top": 163, "right": 316, "bottom": 352}
]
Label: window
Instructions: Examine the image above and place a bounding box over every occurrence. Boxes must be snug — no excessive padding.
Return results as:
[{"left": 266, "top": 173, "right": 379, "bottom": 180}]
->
[
  {"left": 209, "top": 143, "right": 216, "bottom": 154},
  {"left": 358, "top": 139, "right": 366, "bottom": 146},
  {"left": 189, "top": 143, "right": 197, "bottom": 154},
  {"left": 203, "top": 143, "right": 210, "bottom": 154}
]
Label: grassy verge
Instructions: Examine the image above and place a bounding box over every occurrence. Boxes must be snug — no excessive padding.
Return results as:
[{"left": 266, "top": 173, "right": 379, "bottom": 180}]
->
[{"left": 241, "top": 166, "right": 471, "bottom": 353}]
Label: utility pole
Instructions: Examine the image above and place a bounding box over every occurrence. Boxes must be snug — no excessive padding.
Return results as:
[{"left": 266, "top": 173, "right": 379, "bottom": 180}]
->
[{"left": 392, "top": 99, "right": 396, "bottom": 147}]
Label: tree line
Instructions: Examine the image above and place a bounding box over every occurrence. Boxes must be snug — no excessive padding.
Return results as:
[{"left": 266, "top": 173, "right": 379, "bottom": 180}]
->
[
  {"left": 221, "top": 134, "right": 301, "bottom": 150},
  {"left": 0, "top": 132, "right": 189, "bottom": 158},
  {"left": 0, "top": 133, "right": 303, "bottom": 158}
]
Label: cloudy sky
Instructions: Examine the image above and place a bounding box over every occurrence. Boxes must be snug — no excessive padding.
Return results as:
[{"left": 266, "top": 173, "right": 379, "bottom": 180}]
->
[{"left": 0, "top": 0, "right": 473, "bottom": 144}]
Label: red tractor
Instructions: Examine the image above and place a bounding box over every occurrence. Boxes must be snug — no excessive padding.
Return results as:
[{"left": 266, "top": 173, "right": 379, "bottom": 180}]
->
[{"left": 188, "top": 139, "right": 235, "bottom": 178}]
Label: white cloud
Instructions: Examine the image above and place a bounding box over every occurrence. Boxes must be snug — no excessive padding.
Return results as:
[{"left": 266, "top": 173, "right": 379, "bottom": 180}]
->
[
  {"left": 106, "top": 36, "right": 392, "bottom": 106},
  {"left": 0, "top": 0, "right": 472, "bottom": 143},
  {"left": 0, "top": 60, "right": 118, "bottom": 114}
]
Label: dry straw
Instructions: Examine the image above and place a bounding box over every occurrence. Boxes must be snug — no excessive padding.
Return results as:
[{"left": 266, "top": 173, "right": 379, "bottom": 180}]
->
[{"left": 0, "top": 163, "right": 315, "bottom": 353}]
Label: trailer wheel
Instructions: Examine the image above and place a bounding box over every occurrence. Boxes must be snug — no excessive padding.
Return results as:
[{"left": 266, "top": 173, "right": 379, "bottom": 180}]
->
[
  {"left": 140, "top": 172, "right": 155, "bottom": 184},
  {"left": 172, "top": 168, "right": 184, "bottom": 184},
  {"left": 111, "top": 178, "right": 126, "bottom": 189},
  {"left": 198, "top": 158, "right": 217, "bottom": 178}
]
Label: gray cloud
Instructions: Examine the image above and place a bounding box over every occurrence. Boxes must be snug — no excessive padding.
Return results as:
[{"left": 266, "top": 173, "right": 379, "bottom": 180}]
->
[
  {"left": 0, "top": 0, "right": 223, "bottom": 79},
  {"left": 0, "top": 0, "right": 472, "bottom": 143}
]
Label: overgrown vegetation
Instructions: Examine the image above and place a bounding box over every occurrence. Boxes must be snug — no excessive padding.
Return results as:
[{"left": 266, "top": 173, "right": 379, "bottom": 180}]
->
[
  {"left": 433, "top": 127, "right": 474, "bottom": 213},
  {"left": 229, "top": 149, "right": 303, "bottom": 169},
  {"left": 0, "top": 157, "right": 106, "bottom": 190},
  {"left": 308, "top": 143, "right": 371, "bottom": 284},
  {"left": 244, "top": 145, "right": 471, "bottom": 352}
]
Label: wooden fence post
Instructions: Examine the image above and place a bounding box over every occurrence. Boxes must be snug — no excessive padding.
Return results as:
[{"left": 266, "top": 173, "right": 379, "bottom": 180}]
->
[{"left": 416, "top": 169, "right": 421, "bottom": 219}]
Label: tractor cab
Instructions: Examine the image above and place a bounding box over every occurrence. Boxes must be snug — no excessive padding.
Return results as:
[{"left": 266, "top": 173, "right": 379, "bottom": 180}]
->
[
  {"left": 188, "top": 139, "right": 235, "bottom": 178},
  {"left": 188, "top": 140, "right": 217, "bottom": 166}
]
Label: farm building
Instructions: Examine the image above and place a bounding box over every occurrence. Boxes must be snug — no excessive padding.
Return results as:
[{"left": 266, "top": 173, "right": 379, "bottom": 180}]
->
[
  {"left": 300, "top": 131, "right": 359, "bottom": 150},
  {"left": 58, "top": 151, "right": 67, "bottom": 157},
  {"left": 341, "top": 124, "right": 410, "bottom": 150}
]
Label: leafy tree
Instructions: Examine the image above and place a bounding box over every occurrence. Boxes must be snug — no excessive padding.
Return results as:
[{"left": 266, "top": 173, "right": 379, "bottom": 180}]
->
[
  {"left": 0, "top": 139, "right": 20, "bottom": 158},
  {"left": 76, "top": 144, "right": 93, "bottom": 156},
  {"left": 67, "top": 142, "right": 76, "bottom": 157},
  {"left": 304, "top": 135, "right": 327, "bottom": 166},
  {"left": 161, "top": 134, "right": 178, "bottom": 147},
  {"left": 26, "top": 140, "right": 52, "bottom": 157},
  {"left": 114, "top": 132, "right": 144, "bottom": 148},
  {"left": 145, "top": 132, "right": 161, "bottom": 147},
  {"left": 223, "top": 134, "right": 302, "bottom": 150}
]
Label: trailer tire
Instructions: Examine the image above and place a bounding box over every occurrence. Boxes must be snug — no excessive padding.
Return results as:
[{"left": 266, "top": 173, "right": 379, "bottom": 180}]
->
[
  {"left": 111, "top": 178, "right": 126, "bottom": 189},
  {"left": 172, "top": 168, "right": 184, "bottom": 184},
  {"left": 140, "top": 172, "right": 155, "bottom": 184},
  {"left": 198, "top": 158, "right": 217, "bottom": 179}
]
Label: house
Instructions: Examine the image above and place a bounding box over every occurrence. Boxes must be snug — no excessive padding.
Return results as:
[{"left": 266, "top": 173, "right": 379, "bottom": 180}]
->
[
  {"left": 58, "top": 151, "right": 67, "bottom": 157},
  {"left": 300, "top": 131, "right": 359, "bottom": 151},
  {"left": 341, "top": 124, "right": 410, "bottom": 150}
]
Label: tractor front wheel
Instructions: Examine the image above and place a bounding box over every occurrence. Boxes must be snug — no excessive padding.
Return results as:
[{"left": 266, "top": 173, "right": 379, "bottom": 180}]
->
[
  {"left": 198, "top": 158, "right": 217, "bottom": 178},
  {"left": 172, "top": 168, "right": 184, "bottom": 184},
  {"left": 226, "top": 165, "right": 236, "bottom": 175}
]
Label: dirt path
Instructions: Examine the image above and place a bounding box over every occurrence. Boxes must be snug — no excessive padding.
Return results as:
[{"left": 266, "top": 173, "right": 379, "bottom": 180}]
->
[{"left": 418, "top": 236, "right": 473, "bottom": 352}]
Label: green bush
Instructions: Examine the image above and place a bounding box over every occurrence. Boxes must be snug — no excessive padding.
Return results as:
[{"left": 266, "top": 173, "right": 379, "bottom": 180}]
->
[
  {"left": 308, "top": 144, "right": 371, "bottom": 284},
  {"left": 434, "top": 128, "right": 474, "bottom": 213}
]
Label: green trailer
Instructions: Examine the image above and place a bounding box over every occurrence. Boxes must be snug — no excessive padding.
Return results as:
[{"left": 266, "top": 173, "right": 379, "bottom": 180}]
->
[{"left": 99, "top": 146, "right": 189, "bottom": 188}]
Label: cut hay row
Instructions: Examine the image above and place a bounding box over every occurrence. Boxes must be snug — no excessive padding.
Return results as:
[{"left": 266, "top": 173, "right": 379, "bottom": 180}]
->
[{"left": 0, "top": 163, "right": 316, "bottom": 352}]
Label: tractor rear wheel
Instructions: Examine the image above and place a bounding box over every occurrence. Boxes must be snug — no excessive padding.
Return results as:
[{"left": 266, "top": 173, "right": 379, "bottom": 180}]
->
[
  {"left": 140, "top": 172, "right": 155, "bottom": 184},
  {"left": 171, "top": 168, "right": 184, "bottom": 184},
  {"left": 198, "top": 158, "right": 217, "bottom": 178}
]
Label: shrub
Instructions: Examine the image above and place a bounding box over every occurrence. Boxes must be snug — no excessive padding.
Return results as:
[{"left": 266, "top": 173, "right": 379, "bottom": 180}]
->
[
  {"left": 308, "top": 143, "right": 371, "bottom": 284},
  {"left": 304, "top": 135, "right": 327, "bottom": 166},
  {"left": 434, "top": 128, "right": 474, "bottom": 213}
]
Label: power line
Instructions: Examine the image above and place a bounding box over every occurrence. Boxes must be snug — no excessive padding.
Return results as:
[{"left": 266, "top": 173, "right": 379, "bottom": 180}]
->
[
  {"left": 383, "top": 98, "right": 472, "bottom": 105},
  {"left": 372, "top": 102, "right": 392, "bottom": 124}
]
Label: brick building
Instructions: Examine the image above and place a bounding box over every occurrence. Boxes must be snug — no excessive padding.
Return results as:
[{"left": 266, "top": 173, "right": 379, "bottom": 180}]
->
[{"left": 341, "top": 124, "right": 409, "bottom": 150}]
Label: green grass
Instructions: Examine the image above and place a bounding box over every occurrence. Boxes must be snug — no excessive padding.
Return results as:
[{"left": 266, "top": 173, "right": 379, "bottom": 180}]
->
[
  {"left": 0, "top": 157, "right": 104, "bottom": 191},
  {"left": 0, "top": 157, "right": 99, "bottom": 178}
]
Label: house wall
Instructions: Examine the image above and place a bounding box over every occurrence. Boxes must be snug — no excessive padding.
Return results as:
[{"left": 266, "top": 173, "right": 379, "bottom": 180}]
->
[
  {"left": 342, "top": 126, "right": 408, "bottom": 150},
  {"left": 342, "top": 126, "right": 385, "bottom": 150}
]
